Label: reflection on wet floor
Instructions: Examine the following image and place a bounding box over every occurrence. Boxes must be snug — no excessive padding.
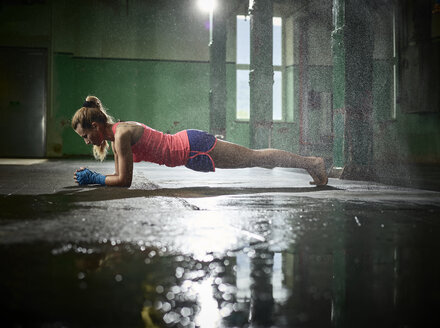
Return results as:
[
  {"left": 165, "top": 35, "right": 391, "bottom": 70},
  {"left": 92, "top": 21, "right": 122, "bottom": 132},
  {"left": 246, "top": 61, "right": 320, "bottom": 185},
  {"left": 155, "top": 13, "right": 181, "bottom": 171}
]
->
[{"left": 1, "top": 199, "right": 439, "bottom": 328}]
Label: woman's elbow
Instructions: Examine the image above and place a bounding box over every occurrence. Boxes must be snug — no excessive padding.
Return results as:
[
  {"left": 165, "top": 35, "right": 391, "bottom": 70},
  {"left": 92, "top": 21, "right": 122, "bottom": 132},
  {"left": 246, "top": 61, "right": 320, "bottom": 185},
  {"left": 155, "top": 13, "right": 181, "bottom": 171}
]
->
[
  {"left": 118, "top": 177, "right": 132, "bottom": 187},
  {"left": 120, "top": 180, "right": 132, "bottom": 187}
]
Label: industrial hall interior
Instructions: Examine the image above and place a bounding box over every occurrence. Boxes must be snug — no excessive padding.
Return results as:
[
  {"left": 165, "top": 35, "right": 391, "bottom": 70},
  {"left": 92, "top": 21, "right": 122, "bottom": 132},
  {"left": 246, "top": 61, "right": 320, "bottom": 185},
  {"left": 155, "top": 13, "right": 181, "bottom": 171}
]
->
[{"left": 0, "top": 0, "right": 439, "bottom": 327}]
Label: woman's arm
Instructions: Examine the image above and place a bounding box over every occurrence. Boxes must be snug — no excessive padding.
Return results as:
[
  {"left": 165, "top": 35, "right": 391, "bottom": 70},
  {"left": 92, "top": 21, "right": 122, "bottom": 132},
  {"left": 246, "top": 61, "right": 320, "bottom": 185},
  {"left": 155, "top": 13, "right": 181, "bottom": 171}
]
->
[
  {"left": 105, "top": 141, "right": 119, "bottom": 177},
  {"left": 104, "top": 131, "right": 133, "bottom": 187},
  {"left": 113, "top": 142, "right": 119, "bottom": 176}
]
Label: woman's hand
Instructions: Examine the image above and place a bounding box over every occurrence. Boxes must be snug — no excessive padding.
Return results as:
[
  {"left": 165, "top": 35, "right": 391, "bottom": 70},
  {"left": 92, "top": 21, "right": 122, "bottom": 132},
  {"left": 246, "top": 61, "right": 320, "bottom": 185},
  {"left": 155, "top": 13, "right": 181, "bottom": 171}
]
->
[
  {"left": 74, "top": 167, "right": 106, "bottom": 186},
  {"left": 73, "top": 167, "right": 86, "bottom": 184}
]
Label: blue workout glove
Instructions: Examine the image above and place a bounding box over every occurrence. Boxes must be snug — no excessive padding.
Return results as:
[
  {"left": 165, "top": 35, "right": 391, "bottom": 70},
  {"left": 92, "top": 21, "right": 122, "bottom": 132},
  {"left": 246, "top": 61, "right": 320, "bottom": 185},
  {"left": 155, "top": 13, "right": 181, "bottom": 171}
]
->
[{"left": 75, "top": 168, "right": 106, "bottom": 186}]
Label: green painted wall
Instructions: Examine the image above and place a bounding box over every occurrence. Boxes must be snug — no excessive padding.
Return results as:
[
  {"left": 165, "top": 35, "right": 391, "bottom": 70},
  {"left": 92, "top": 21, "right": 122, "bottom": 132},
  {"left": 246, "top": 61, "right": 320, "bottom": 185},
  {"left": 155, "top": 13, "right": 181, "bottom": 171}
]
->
[{"left": 54, "top": 54, "right": 210, "bottom": 156}]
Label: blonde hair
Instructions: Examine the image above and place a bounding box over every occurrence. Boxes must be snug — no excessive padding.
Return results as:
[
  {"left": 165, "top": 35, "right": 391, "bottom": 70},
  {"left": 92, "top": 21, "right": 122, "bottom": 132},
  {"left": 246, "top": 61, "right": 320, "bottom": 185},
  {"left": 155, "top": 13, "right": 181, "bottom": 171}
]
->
[{"left": 71, "top": 96, "right": 115, "bottom": 161}]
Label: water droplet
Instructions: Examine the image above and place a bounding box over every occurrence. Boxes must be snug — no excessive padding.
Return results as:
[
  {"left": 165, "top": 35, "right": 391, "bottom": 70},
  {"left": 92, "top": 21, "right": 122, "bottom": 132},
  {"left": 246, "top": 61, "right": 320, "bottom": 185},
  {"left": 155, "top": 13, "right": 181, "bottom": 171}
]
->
[
  {"left": 175, "top": 267, "right": 185, "bottom": 278},
  {"left": 220, "top": 303, "right": 233, "bottom": 317},
  {"left": 180, "top": 307, "right": 192, "bottom": 317},
  {"left": 180, "top": 316, "right": 190, "bottom": 326},
  {"left": 203, "top": 254, "right": 214, "bottom": 262},
  {"left": 218, "top": 283, "right": 226, "bottom": 292},
  {"left": 222, "top": 293, "right": 232, "bottom": 301},
  {"left": 171, "top": 286, "right": 180, "bottom": 294},
  {"left": 163, "top": 311, "right": 180, "bottom": 324},
  {"left": 115, "top": 274, "right": 123, "bottom": 282},
  {"left": 247, "top": 249, "right": 256, "bottom": 258},
  {"left": 162, "top": 302, "right": 171, "bottom": 312},
  {"left": 215, "top": 266, "right": 225, "bottom": 274}
]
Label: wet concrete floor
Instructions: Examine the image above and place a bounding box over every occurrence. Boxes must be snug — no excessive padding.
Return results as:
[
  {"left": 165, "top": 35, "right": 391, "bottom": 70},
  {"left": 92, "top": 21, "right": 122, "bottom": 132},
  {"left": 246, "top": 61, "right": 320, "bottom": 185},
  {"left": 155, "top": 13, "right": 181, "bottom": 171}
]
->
[{"left": 0, "top": 159, "right": 439, "bottom": 328}]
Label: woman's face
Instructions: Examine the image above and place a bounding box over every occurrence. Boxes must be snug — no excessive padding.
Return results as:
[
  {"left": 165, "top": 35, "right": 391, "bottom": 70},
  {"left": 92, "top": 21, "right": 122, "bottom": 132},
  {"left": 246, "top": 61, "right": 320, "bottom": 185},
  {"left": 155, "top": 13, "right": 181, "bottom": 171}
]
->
[{"left": 75, "top": 123, "right": 104, "bottom": 146}]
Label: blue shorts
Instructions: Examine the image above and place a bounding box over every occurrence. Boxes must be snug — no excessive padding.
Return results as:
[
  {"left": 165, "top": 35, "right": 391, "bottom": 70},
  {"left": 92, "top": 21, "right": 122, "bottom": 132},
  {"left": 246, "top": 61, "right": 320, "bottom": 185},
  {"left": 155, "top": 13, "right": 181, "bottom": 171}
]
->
[{"left": 185, "top": 130, "right": 217, "bottom": 172}]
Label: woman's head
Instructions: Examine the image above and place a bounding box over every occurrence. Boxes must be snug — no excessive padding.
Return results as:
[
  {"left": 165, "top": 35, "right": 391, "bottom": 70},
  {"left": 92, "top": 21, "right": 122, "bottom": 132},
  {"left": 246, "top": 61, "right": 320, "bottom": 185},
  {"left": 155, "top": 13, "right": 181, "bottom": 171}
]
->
[
  {"left": 72, "top": 96, "right": 115, "bottom": 161},
  {"left": 71, "top": 96, "right": 112, "bottom": 130}
]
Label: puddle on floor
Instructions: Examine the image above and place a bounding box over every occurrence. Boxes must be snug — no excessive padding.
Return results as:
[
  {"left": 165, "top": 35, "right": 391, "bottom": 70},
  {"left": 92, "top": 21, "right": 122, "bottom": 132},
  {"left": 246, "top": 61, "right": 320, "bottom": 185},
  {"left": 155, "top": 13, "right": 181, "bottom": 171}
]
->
[{"left": 1, "top": 198, "right": 439, "bottom": 328}]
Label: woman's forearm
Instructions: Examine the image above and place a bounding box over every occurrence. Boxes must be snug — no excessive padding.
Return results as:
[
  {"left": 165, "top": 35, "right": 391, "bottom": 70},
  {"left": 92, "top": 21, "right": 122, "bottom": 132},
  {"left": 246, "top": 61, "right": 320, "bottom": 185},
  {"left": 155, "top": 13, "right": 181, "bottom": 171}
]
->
[{"left": 104, "top": 174, "right": 132, "bottom": 187}]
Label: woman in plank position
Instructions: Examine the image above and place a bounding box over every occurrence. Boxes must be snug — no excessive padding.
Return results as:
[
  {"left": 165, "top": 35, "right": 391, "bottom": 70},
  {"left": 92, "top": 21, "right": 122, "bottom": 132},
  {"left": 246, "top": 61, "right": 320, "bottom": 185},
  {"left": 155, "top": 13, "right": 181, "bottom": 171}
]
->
[{"left": 72, "top": 96, "right": 328, "bottom": 187}]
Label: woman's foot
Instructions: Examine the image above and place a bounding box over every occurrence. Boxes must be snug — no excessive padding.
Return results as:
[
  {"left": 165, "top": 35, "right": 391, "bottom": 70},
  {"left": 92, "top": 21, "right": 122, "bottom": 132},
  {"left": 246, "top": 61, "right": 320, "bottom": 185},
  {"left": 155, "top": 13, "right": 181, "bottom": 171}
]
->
[{"left": 307, "top": 157, "right": 328, "bottom": 186}]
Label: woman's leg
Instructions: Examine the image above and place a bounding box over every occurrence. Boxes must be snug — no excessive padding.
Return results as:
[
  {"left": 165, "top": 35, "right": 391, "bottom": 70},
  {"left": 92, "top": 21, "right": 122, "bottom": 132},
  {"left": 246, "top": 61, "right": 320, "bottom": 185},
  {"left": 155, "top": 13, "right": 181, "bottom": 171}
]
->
[{"left": 210, "top": 139, "right": 328, "bottom": 185}]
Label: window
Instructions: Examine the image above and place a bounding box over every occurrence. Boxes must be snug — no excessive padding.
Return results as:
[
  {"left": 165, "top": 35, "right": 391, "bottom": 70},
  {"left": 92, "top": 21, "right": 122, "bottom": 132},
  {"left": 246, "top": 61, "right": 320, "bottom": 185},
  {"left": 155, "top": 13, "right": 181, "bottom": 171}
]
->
[
  {"left": 236, "top": 15, "right": 283, "bottom": 120},
  {"left": 273, "top": 17, "right": 283, "bottom": 120},
  {"left": 236, "top": 15, "right": 251, "bottom": 120}
]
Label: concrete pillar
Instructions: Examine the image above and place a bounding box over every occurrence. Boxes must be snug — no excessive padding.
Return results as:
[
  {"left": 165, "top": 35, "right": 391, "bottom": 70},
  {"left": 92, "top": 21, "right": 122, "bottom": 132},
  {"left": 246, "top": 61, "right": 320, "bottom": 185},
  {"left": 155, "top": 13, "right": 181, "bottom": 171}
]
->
[
  {"left": 331, "top": 0, "right": 346, "bottom": 173},
  {"left": 209, "top": 2, "right": 227, "bottom": 139},
  {"left": 331, "top": 0, "right": 375, "bottom": 180},
  {"left": 296, "top": 14, "right": 311, "bottom": 153},
  {"left": 249, "top": 0, "right": 273, "bottom": 149}
]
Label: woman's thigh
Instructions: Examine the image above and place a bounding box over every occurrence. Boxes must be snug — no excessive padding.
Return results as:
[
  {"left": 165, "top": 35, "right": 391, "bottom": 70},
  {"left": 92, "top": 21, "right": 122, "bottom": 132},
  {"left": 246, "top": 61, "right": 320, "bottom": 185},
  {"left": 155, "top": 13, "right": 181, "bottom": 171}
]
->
[{"left": 210, "top": 139, "right": 255, "bottom": 168}]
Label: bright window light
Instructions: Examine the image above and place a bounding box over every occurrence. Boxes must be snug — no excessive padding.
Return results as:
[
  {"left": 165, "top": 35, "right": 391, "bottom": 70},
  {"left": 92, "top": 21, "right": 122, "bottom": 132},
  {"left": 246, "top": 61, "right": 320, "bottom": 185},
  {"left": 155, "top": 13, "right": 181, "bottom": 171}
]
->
[
  {"left": 273, "top": 71, "right": 282, "bottom": 120},
  {"left": 273, "top": 17, "right": 282, "bottom": 26},
  {"left": 197, "top": 0, "right": 217, "bottom": 12},
  {"left": 236, "top": 16, "right": 283, "bottom": 121}
]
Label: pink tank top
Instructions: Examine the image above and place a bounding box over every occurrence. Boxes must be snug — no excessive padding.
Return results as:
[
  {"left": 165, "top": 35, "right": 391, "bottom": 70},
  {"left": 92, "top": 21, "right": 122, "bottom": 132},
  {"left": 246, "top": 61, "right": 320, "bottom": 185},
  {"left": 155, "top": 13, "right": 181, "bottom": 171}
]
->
[{"left": 112, "top": 122, "right": 190, "bottom": 167}]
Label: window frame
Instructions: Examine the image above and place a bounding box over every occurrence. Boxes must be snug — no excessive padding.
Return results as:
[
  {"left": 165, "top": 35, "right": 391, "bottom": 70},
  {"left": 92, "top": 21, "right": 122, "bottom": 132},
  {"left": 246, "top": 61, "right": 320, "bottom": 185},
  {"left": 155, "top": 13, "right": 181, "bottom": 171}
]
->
[{"left": 235, "top": 15, "right": 290, "bottom": 122}]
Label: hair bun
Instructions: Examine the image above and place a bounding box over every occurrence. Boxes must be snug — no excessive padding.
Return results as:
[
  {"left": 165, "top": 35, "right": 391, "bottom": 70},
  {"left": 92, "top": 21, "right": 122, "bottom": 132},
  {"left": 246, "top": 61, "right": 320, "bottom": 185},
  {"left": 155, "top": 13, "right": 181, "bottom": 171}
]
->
[
  {"left": 85, "top": 95, "right": 101, "bottom": 108},
  {"left": 83, "top": 101, "right": 97, "bottom": 108}
]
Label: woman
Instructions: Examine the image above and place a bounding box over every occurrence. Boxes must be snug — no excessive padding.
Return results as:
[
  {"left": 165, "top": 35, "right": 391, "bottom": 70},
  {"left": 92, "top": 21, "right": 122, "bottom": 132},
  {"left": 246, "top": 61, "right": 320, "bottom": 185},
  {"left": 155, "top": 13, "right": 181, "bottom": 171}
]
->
[{"left": 72, "top": 96, "right": 328, "bottom": 187}]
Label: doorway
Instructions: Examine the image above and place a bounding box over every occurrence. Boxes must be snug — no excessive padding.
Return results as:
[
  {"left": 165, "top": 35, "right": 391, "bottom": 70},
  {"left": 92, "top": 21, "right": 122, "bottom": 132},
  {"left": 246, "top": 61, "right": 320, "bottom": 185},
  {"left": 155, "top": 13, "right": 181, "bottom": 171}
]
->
[{"left": 0, "top": 47, "right": 47, "bottom": 157}]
